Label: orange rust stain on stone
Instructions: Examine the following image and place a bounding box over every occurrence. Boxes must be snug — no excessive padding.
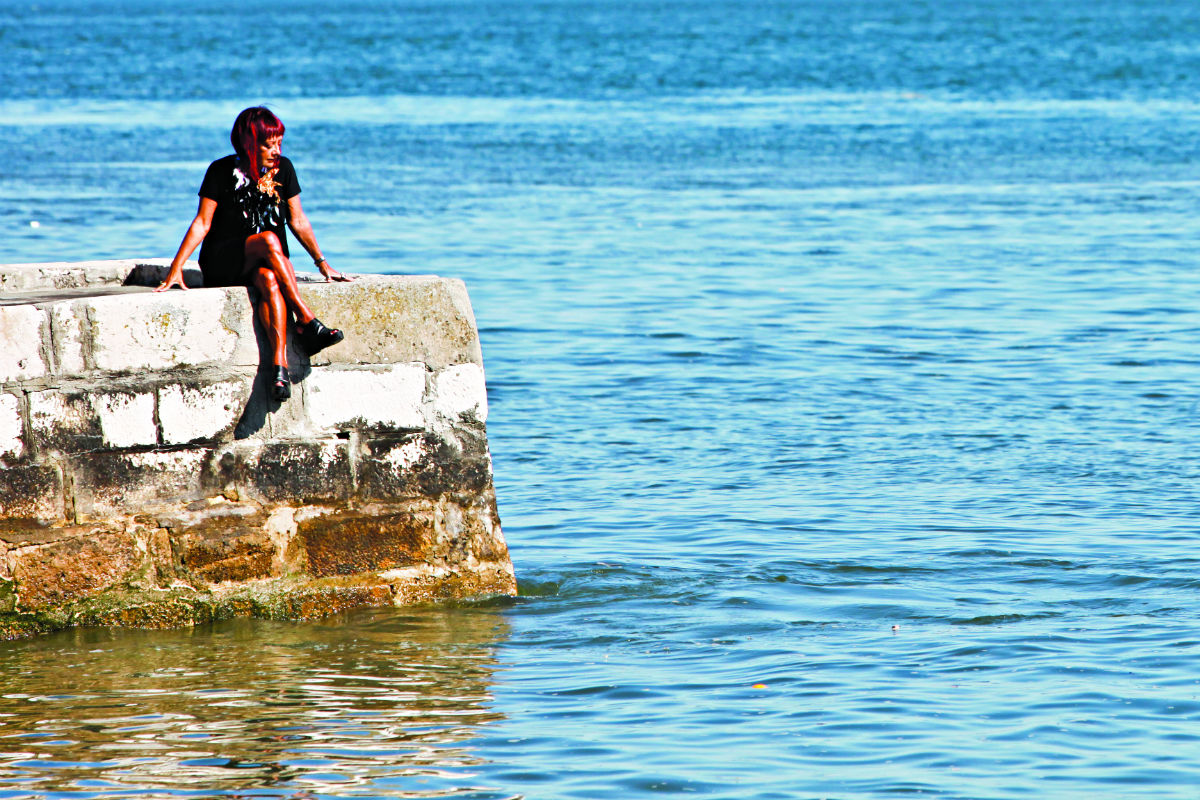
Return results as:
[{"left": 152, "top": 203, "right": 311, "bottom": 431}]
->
[
  {"left": 11, "top": 529, "right": 141, "bottom": 611},
  {"left": 300, "top": 511, "right": 430, "bottom": 577},
  {"left": 175, "top": 514, "right": 277, "bottom": 584}
]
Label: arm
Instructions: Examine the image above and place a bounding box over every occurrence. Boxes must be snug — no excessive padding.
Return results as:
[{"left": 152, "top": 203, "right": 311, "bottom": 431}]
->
[
  {"left": 287, "top": 195, "right": 351, "bottom": 282},
  {"left": 156, "top": 197, "right": 217, "bottom": 291}
]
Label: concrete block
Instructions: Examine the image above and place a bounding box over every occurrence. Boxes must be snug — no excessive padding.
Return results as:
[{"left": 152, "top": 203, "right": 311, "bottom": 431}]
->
[
  {"left": 86, "top": 290, "right": 242, "bottom": 373},
  {"left": 299, "top": 497, "right": 508, "bottom": 582},
  {"left": 91, "top": 391, "right": 158, "bottom": 449},
  {"left": 0, "top": 394, "right": 23, "bottom": 462},
  {"left": 180, "top": 530, "right": 277, "bottom": 584},
  {"left": 28, "top": 392, "right": 104, "bottom": 453},
  {"left": 0, "top": 261, "right": 116, "bottom": 293},
  {"left": 298, "top": 505, "right": 432, "bottom": 577},
  {"left": 431, "top": 363, "right": 488, "bottom": 422},
  {"left": 158, "top": 377, "right": 252, "bottom": 445},
  {"left": 299, "top": 277, "right": 483, "bottom": 369},
  {"left": 29, "top": 390, "right": 157, "bottom": 452},
  {"left": 212, "top": 440, "right": 353, "bottom": 504},
  {"left": 356, "top": 435, "right": 429, "bottom": 500},
  {"left": 0, "top": 464, "right": 64, "bottom": 523},
  {"left": 0, "top": 305, "right": 47, "bottom": 383},
  {"left": 0, "top": 259, "right": 173, "bottom": 293},
  {"left": 10, "top": 527, "right": 142, "bottom": 610},
  {"left": 357, "top": 433, "right": 492, "bottom": 501},
  {"left": 457, "top": 495, "right": 508, "bottom": 563},
  {"left": 231, "top": 365, "right": 311, "bottom": 441},
  {"left": 170, "top": 511, "right": 278, "bottom": 585},
  {"left": 48, "top": 303, "right": 86, "bottom": 376},
  {"left": 218, "top": 289, "right": 262, "bottom": 367},
  {"left": 70, "top": 448, "right": 209, "bottom": 519},
  {"left": 304, "top": 364, "right": 426, "bottom": 432}
]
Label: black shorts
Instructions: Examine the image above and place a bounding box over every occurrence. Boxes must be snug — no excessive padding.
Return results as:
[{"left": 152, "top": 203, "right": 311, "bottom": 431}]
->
[{"left": 199, "top": 238, "right": 249, "bottom": 288}]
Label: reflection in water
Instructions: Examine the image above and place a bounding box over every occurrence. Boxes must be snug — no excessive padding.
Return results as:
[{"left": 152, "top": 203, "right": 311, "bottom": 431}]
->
[{"left": 0, "top": 606, "right": 514, "bottom": 799}]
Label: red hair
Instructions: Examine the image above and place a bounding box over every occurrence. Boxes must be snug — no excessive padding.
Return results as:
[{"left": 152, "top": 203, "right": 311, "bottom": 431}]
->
[{"left": 231, "top": 106, "right": 285, "bottom": 179}]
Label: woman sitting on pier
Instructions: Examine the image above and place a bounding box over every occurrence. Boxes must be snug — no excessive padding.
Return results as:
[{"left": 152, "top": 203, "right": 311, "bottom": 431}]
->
[{"left": 156, "top": 106, "right": 349, "bottom": 402}]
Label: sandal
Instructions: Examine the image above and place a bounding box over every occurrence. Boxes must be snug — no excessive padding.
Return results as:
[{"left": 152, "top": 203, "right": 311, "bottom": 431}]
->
[
  {"left": 296, "top": 318, "right": 345, "bottom": 356},
  {"left": 272, "top": 365, "right": 291, "bottom": 402}
]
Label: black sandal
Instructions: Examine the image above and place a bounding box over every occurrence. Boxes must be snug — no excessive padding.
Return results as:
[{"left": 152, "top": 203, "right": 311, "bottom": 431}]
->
[
  {"left": 272, "top": 366, "right": 291, "bottom": 402},
  {"left": 297, "top": 318, "right": 345, "bottom": 356}
]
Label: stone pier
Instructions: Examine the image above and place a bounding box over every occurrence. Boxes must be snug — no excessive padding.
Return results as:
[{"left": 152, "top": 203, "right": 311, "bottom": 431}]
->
[{"left": 0, "top": 260, "right": 515, "bottom": 638}]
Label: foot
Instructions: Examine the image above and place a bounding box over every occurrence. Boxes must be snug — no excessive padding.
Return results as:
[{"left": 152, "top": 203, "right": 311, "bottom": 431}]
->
[
  {"left": 272, "top": 365, "right": 291, "bottom": 402},
  {"left": 296, "top": 317, "right": 345, "bottom": 356}
]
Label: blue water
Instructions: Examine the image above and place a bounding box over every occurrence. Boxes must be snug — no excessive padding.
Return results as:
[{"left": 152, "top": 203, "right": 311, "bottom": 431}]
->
[{"left": 5, "top": 0, "right": 1200, "bottom": 797}]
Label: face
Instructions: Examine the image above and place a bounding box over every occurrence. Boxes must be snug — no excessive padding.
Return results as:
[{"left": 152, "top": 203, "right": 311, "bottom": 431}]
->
[{"left": 258, "top": 135, "right": 282, "bottom": 171}]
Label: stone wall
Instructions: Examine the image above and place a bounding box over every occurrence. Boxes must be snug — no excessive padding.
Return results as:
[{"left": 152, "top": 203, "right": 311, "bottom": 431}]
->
[{"left": 0, "top": 260, "right": 515, "bottom": 637}]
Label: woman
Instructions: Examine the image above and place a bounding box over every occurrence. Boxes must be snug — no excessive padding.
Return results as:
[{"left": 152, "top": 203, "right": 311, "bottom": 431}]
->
[{"left": 156, "top": 106, "right": 350, "bottom": 402}]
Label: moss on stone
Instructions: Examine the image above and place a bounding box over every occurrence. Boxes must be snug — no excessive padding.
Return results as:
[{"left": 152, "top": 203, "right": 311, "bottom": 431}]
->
[
  {"left": 0, "top": 579, "right": 17, "bottom": 614},
  {"left": 0, "top": 573, "right": 397, "bottom": 638}
]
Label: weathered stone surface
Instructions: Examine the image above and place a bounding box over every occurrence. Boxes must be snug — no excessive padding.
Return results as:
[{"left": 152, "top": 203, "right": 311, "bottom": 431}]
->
[
  {"left": 28, "top": 391, "right": 104, "bottom": 453},
  {"left": 90, "top": 391, "right": 158, "bottom": 448},
  {"left": 48, "top": 303, "right": 86, "bottom": 376},
  {"left": 299, "top": 505, "right": 431, "bottom": 577},
  {"left": 357, "top": 432, "right": 493, "bottom": 500},
  {"left": 71, "top": 448, "right": 209, "bottom": 519},
  {"left": 232, "top": 364, "right": 311, "bottom": 441},
  {"left": 147, "top": 527, "right": 175, "bottom": 586},
  {"left": 28, "top": 390, "right": 158, "bottom": 452},
  {"left": 10, "top": 527, "right": 142, "bottom": 611},
  {"left": 158, "top": 377, "right": 253, "bottom": 445},
  {"left": 87, "top": 290, "right": 244, "bottom": 373},
  {"left": 382, "top": 561, "right": 516, "bottom": 604},
  {"left": 300, "top": 277, "right": 483, "bottom": 369},
  {"left": 0, "top": 553, "right": 514, "bottom": 639},
  {"left": 295, "top": 495, "right": 512, "bottom": 587},
  {"left": 431, "top": 363, "right": 489, "bottom": 423},
  {"left": 0, "top": 394, "right": 23, "bottom": 462},
  {"left": 304, "top": 364, "right": 426, "bottom": 433},
  {"left": 0, "top": 464, "right": 63, "bottom": 523},
  {"left": 153, "top": 501, "right": 283, "bottom": 584},
  {"left": 211, "top": 440, "right": 353, "bottom": 503},
  {"left": 442, "top": 494, "right": 508, "bottom": 563},
  {"left": 178, "top": 523, "right": 277, "bottom": 584},
  {"left": 429, "top": 496, "right": 501, "bottom": 563},
  {"left": 0, "top": 305, "right": 47, "bottom": 383},
  {"left": 0, "top": 260, "right": 515, "bottom": 637},
  {"left": 265, "top": 583, "right": 397, "bottom": 619},
  {"left": 0, "top": 259, "right": 176, "bottom": 294},
  {"left": 356, "top": 434, "right": 430, "bottom": 500}
]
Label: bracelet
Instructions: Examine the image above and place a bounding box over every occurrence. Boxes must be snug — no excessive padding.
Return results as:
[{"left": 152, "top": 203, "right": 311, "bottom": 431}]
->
[{"left": 314, "top": 258, "right": 327, "bottom": 266}]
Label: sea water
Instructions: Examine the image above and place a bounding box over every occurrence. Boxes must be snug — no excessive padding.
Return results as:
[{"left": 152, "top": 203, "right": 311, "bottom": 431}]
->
[{"left": 3, "top": 0, "right": 1200, "bottom": 797}]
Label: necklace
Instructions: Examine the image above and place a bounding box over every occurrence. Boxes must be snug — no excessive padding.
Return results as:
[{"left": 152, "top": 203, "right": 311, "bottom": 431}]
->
[{"left": 256, "top": 167, "right": 280, "bottom": 201}]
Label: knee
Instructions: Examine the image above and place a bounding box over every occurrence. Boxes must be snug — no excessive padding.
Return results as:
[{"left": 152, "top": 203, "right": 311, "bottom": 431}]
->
[
  {"left": 261, "top": 231, "right": 284, "bottom": 255},
  {"left": 255, "top": 267, "right": 279, "bottom": 294},
  {"left": 249, "top": 231, "right": 285, "bottom": 261}
]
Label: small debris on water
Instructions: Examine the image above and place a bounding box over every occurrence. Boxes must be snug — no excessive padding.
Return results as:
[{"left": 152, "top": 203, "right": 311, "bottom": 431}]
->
[
  {"left": 29, "top": 220, "right": 40, "bottom": 228},
  {"left": 752, "top": 683, "right": 767, "bottom": 689}
]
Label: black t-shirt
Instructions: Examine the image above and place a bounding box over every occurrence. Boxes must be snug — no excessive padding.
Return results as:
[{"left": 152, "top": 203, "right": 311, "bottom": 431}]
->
[{"left": 197, "top": 154, "right": 301, "bottom": 281}]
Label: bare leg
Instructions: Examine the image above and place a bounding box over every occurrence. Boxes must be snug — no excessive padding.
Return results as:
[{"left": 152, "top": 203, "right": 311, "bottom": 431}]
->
[
  {"left": 243, "top": 235, "right": 304, "bottom": 402},
  {"left": 253, "top": 267, "right": 288, "bottom": 367},
  {"left": 243, "top": 231, "right": 316, "bottom": 327},
  {"left": 242, "top": 231, "right": 343, "bottom": 383}
]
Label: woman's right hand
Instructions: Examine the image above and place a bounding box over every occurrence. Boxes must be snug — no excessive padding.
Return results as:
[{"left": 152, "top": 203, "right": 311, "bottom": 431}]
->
[{"left": 155, "top": 269, "right": 188, "bottom": 292}]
